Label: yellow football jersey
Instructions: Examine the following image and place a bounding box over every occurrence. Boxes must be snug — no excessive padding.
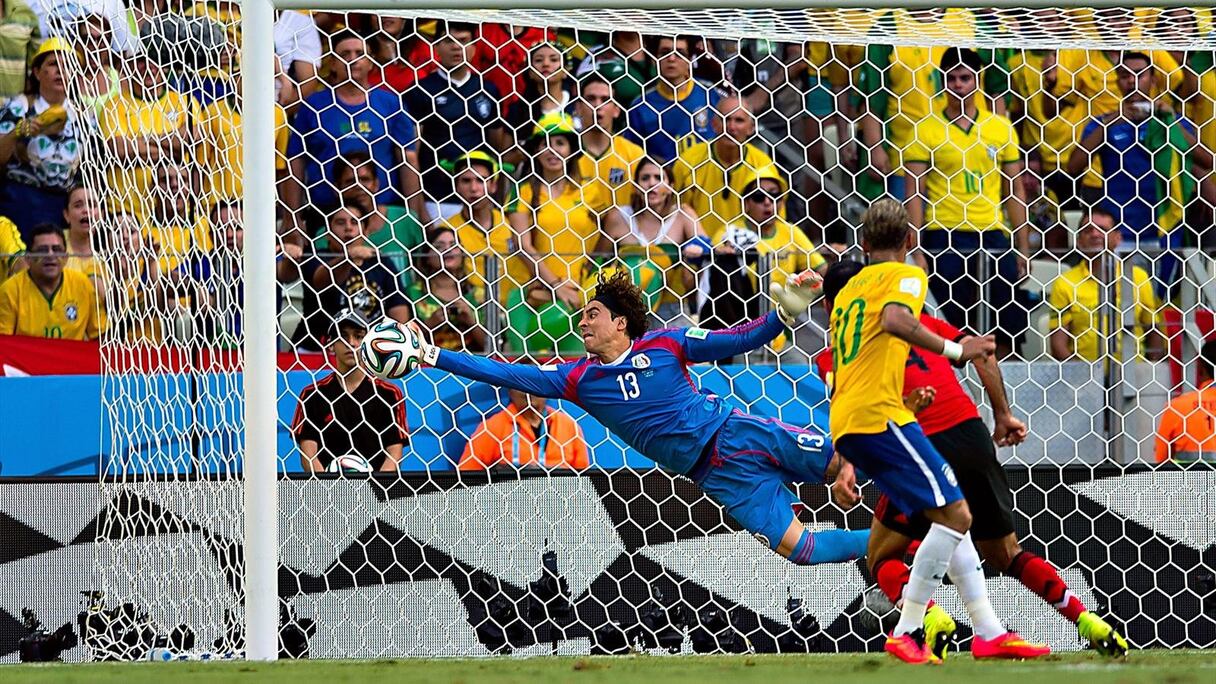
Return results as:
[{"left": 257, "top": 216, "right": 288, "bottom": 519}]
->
[
  {"left": 903, "top": 110, "right": 1020, "bottom": 232},
  {"left": 0, "top": 268, "right": 101, "bottom": 340},
  {"left": 671, "top": 139, "right": 780, "bottom": 239},
  {"left": 828, "top": 261, "right": 928, "bottom": 437},
  {"left": 512, "top": 181, "right": 606, "bottom": 285},
  {"left": 578, "top": 135, "right": 645, "bottom": 212},
  {"left": 98, "top": 89, "right": 201, "bottom": 217},
  {"left": 199, "top": 97, "right": 288, "bottom": 202},
  {"left": 443, "top": 208, "right": 528, "bottom": 302}
]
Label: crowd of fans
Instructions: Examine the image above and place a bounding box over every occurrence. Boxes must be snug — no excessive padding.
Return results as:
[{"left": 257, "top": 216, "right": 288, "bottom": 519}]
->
[{"left": 0, "top": 5, "right": 1210, "bottom": 375}]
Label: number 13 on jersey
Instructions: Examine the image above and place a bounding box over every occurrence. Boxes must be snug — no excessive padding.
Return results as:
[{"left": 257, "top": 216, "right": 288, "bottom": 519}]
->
[{"left": 617, "top": 372, "right": 641, "bottom": 400}]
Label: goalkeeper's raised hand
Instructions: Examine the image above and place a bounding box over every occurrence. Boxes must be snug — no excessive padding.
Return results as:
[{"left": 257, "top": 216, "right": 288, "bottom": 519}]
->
[
  {"left": 769, "top": 269, "right": 824, "bottom": 326},
  {"left": 406, "top": 321, "right": 441, "bottom": 366}
]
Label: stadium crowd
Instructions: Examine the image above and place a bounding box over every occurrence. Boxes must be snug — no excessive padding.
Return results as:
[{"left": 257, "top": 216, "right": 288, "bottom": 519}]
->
[{"left": 0, "top": 5, "right": 1211, "bottom": 373}]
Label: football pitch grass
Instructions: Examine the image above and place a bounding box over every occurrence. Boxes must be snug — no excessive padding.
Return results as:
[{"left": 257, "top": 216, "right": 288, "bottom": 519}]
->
[{"left": 9, "top": 650, "right": 1216, "bottom": 684}]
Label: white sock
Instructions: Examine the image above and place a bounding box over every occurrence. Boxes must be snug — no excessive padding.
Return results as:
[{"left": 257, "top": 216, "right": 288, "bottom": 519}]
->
[
  {"left": 947, "top": 533, "right": 1006, "bottom": 640},
  {"left": 894, "top": 523, "right": 964, "bottom": 637}
]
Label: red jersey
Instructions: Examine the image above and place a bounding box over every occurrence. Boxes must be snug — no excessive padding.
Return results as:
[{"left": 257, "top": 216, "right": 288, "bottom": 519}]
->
[
  {"left": 473, "top": 24, "right": 555, "bottom": 114},
  {"left": 814, "top": 314, "right": 979, "bottom": 436}
]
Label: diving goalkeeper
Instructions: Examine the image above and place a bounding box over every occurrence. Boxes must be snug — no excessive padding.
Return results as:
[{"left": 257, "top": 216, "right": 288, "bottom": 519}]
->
[{"left": 410, "top": 269, "right": 868, "bottom": 566}]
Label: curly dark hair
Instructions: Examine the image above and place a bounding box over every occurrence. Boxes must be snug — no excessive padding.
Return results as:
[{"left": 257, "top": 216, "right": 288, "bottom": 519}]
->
[{"left": 593, "top": 269, "right": 649, "bottom": 340}]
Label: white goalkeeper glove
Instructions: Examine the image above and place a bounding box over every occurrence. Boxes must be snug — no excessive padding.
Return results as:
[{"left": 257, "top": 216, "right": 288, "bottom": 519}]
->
[
  {"left": 406, "top": 321, "right": 440, "bottom": 366},
  {"left": 769, "top": 269, "right": 824, "bottom": 326}
]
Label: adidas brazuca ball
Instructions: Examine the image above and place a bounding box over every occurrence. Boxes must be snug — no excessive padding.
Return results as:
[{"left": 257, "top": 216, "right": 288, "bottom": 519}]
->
[{"left": 359, "top": 319, "right": 422, "bottom": 379}]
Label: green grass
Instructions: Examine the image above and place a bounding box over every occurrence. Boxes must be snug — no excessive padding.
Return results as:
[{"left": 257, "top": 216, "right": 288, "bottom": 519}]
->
[{"left": 9, "top": 650, "right": 1216, "bottom": 684}]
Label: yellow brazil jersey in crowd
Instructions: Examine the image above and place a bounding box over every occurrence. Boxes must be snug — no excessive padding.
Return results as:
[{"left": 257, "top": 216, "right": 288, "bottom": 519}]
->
[
  {"left": 865, "top": 8, "right": 989, "bottom": 170},
  {"left": 1008, "top": 50, "right": 1087, "bottom": 172},
  {"left": 199, "top": 96, "right": 288, "bottom": 203},
  {"left": 578, "top": 135, "right": 645, "bottom": 213},
  {"left": 443, "top": 208, "right": 528, "bottom": 302},
  {"left": 903, "top": 110, "right": 1020, "bottom": 232},
  {"left": 828, "top": 261, "right": 928, "bottom": 438},
  {"left": 671, "top": 138, "right": 781, "bottom": 239},
  {"left": 0, "top": 268, "right": 101, "bottom": 340},
  {"left": 1047, "top": 261, "right": 1162, "bottom": 362},
  {"left": 511, "top": 180, "right": 607, "bottom": 286},
  {"left": 98, "top": 88, "right": 201, "bottom": 218},
  {"left": 0, "top": 216, "right": 24, "bottom": 283}
]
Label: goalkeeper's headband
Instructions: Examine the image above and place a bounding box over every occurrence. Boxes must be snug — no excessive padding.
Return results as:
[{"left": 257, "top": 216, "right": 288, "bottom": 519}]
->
[{"left": 590, "top": 292, "right": 625, "bottom": 318}]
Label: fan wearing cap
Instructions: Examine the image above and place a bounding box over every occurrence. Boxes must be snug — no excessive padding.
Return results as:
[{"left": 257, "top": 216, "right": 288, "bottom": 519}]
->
[
  {"left": 503, "top": 41, "right": 575, "bottom": 163},
  {"left": 439, "top": 151, "right": 525, "bottom": 301},
  {"left": 0, "top": 37, "right": 82, "bottom": 235},
  {"left": 712, "top": 166, "right": 828, "bottom": 299},
  {"left": 409, "top": 268, "right": 871, "bottom": 567},
  {"left": 508, "top": 112, "right": 626, "bottom": 311},
  {"left": 292, "top": 310, "right": 408, "bottom": 473}
]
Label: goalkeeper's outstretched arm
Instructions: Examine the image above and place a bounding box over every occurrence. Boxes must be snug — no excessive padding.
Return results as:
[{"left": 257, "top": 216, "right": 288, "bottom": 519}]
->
[
  {"left": 682, "top": 311, "right": 787, "bottom": 363},
  {"left": 427, "top": 346, "right": 571, "bottom": 399}
]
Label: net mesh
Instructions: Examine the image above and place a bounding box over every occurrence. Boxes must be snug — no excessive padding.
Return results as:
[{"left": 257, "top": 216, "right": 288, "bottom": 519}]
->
[{"left": 26, "top": 3, "right": 1216, "bottom": 660}]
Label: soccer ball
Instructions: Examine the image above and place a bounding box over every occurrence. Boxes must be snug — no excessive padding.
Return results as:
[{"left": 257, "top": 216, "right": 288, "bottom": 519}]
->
[
  {"left": 327, "top": 454, "right": 374, "bottom": 474},
  {"left": 359, "top": 319, "right": 422, "bottom": 379}
]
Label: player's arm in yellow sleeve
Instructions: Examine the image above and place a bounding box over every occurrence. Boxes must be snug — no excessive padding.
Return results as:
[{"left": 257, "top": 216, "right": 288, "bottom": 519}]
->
[
  {"left": 879, "top": 269, "right": 995, "bottom": 361},
  {"left": 1046, "top": 276, "right": 1074, "bottom": 361}
]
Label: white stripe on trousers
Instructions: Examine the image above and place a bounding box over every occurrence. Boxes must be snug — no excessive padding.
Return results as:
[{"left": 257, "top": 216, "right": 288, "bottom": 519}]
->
[{"left": 888, "top": 420, "right": 946, "bottom": 507}]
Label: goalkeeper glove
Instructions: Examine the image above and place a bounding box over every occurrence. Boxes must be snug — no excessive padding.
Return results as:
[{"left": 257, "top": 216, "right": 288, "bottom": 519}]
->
[
  {"left": 769, "top": 269, "right": 823, "bottom": 326},
  {"left": 406, "top": 321, "right": 441, "bottom": 366}
]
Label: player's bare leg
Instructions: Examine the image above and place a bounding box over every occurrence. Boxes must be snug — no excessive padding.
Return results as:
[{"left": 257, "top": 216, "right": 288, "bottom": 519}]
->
[{"left": 977, "top": 534, "right": 1128, "bottom": 657}]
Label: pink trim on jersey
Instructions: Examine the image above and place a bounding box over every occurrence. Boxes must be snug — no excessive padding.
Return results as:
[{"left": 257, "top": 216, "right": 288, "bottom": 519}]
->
[
  {"left": 716, "top": 314, "right": 772, "bottom": 338},
  {"left": 563, "top": 358, "right": 594, "bottom": 402},
  {"left": 633, "top": 333, "right": 686, "bottom": 364}
]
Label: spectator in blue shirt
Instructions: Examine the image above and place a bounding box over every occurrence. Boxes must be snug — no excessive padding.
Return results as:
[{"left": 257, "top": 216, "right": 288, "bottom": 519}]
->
[
  {"left": 175, "top": 200, "right": 246, "bottom": 347},
  {"left": 625, "top": 35, "right": 721, "bottom": 162},
  {"left": 404, "top": 21, "right": 507, "bottom": 222},
  {"left": 1068, "top": 51, "right": 1213, "bottom": 292},
  {"left": 285, "top": 30, "right": 424, "bottom": 235}
]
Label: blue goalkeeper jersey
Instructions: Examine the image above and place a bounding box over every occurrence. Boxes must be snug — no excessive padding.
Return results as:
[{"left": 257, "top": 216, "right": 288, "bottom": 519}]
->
[{"left": 434, "top": 312, "right": 787, "bottom": 474}]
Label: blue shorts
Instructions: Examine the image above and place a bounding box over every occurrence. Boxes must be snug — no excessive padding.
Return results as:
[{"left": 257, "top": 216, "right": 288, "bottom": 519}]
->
[
  {"left": 692, "top": 411, "right": 833, "bottom": 551},
  {"left": 835, "top": 420, "right": 964, "bottom": 516}
]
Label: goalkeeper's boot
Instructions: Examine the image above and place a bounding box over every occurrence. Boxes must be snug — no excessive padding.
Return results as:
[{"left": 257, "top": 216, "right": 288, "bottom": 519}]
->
[
  {"left": 971, "top": 631, "right": 1051, "bottom": 659},
  {"left": 885, "top": 628, "right": 940, "bottom": 664},
  {"left": 922, "top": 603, "right": 956, "bottom": 662},
  {"left": 1077, "top": 611, "right": 1129, "bottom": 657}
]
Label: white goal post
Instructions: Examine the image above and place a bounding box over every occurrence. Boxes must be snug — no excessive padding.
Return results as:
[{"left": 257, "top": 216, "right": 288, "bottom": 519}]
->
[{"left": 233, "top": 0, "right": 1212, "bottom": 663}]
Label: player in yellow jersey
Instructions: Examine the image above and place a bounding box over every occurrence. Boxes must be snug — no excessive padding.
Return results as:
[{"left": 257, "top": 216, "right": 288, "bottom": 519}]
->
[
  {"left": 829, "top": 199, "right": 1048, "bottom": 664},
  {"left": 574, "top": 74, "right": 646, "bottom": 212},
  {"left": 0, "top": 224, "right": 101, "bottom": 340}
]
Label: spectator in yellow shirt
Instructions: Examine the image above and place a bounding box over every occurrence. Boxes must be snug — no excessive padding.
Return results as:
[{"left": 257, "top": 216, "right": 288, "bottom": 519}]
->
[
  {"left": 509, "top": 113, "right": 623, "bottom": 311},
  {"left": 96, "top": 53, "right": 200, "bottom": 218},
  {"left": 671, "top": 94, "right": 777, "bottom": 240},
  {"left": 0, "top": 223, "right": 100, "bottom": 339},
  {"left": 905, "top": 47, "right": 1028, "bottom": 357},
  {"left": 574, "top": 73, "right": 645, "bottom": 212},
  {"left": 1048, "top": 207, "right": 1165, "bottom": 363},
  {"left": 0, "top": 215, "right": 25, "bottom": 283}
]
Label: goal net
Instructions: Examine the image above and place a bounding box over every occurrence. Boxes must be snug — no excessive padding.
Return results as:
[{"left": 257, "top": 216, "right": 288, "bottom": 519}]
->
[{"left": 21, "top": 2, "right": 1214, "bottom": 661}]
